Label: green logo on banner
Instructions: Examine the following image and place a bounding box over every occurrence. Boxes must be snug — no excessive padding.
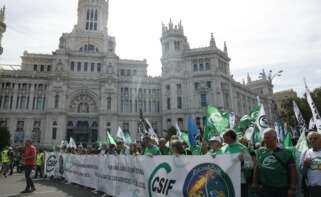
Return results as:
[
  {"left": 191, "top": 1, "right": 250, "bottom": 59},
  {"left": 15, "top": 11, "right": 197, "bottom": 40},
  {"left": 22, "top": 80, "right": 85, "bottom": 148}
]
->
[{"left": 148, "top": 162, "right": 176, "bottom": 197}]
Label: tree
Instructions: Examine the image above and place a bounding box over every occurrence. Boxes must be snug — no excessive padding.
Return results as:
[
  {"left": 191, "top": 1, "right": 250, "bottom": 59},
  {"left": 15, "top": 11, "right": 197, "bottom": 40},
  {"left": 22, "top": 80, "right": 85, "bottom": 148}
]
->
[
  {"left": 0, "top": 126, "right": 11, "bottom": 150},
  {"left": 163, "top": 127, "right": 177, "bottom": 141},
  {"left": 280, "top": 87, "right": 321, "bottom": 127}
]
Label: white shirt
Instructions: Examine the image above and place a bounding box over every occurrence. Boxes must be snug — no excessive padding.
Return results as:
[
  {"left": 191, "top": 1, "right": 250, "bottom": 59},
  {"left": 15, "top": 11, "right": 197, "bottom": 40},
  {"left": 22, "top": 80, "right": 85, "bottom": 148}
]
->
[{"left": 301, "top": 149, "right": 321, "bottom": 186}]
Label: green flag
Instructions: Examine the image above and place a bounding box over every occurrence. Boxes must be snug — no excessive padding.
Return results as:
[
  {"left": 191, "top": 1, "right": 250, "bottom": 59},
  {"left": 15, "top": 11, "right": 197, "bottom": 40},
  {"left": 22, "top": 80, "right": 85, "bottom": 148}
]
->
[
  {"left": 97, "top": 137, "right": 103, "bottom": 150},
  {"left": 106, "top": 130, "right": 116, "bottom": 145},
  {"left": 296, "top": 129, "right": 310, "bottom": 152},
  {"left": 233, "top": 125, "right": 244, "bottom": 139},
  {"left": 283, "top": 131, "right": 293, "bottom": 148},
  {"left": 204, "top": 106, "right": 229, "bottom": 141},
  {"left": 240, "top": 106, "right": 260, "bottom": 129},
  {"left": 181, "top": 131, "right": 191, "bottom": 147},
  {"left": 253, "top": 127, "right": 262, "bottom": 143}
]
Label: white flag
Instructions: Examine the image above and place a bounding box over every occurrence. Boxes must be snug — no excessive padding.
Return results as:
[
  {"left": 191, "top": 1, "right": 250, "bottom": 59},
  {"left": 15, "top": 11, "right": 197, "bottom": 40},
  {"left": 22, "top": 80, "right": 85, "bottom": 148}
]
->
[
  {"left": 309, "top": 117, "right": 315, "bottom": 130},
  {"left": 229, "top": 112, "right": 235, "bottom": 128},
  {"left": 244, "top": 127, "right": 254, "bottom": 142},
  {"left": 293, "top": 100, "right": 306, "bottom": 133},
  {"left": 117, "top": 126, "right": 126, "bottom": 142},
  {"left": 175, "top": 122, "right": 182, "bottom": 137},
  {"left": 305, "top": 80, "right": 321, "bottom": 133},
  {"left": 145, "top": 119, "right": 159, "bottom": 142},
  {"left": 257, "top": 96, "right": 261, "bottom": 106},
  {"left": 69, "top": 137, "right": 77, "bottom": 149},
  {"left": 256, "top": 104, "right": 269, "bottom": 138}
]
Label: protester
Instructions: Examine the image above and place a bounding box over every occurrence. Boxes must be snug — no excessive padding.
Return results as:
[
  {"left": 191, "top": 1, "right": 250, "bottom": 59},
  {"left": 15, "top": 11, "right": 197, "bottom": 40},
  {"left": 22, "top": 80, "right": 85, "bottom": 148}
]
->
[
  {"left": 100, "top": 143, "right": 108, "bottom": 155},
  {"left": 0, "top": 146, "right": 10, "bottom": 177},
  {"left": 300, "top": 131, "right": 321, "bottom": 197},
  {"left": 21, "top": 140, "right": 36, "bottom": 193},
  {"left": 216, "top": 129, "right": 253, "bottom": 197},
  {"left": 8, "top": 147, "right": 15, "bottom": 176},
  {"left": 143, "top": 135, "right": 161, "bottom": 156},
  {"left": 158, "top": 138, "right": 170, "bottom": 155},
  {"left": 129, "top": 142, "right": 139, "bottom": 156},
  {"left": 182, "top": 141, "right": 192, "bottom": 155},
  {"left": 116, "top": 140, "right": 129, "bottom": 155},
  {"left": 170, "top": 140, "right": 185, "bottom": 156},
  {"left": 107, "top": 144, "right": 117, "bottom": 155},
  {"left": 34, "top": 148, "right": 44, "bottom": 179},
  {"left": 206, "top": 136, "right": 222, "bottom": 156},
  {"left": 252, "top": 128, "right": 296, "bottom": 197}
]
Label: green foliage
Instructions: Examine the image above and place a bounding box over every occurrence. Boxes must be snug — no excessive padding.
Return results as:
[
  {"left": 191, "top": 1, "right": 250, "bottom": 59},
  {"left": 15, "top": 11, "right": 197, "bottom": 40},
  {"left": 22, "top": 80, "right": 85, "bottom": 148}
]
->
[
  {"left": 164, "top": 127, "right": 177, "bottom": 141},
  {"left": 280, "top": 87, "right": 321, "bottom": 127},
  {"left": 0, "top": 126, "right": 11, "bottom": 150}
]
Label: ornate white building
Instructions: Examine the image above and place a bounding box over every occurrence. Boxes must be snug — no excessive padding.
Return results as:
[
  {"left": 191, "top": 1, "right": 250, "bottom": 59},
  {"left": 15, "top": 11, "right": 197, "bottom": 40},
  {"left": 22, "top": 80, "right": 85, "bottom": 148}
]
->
[
  {"left": 0, "top": 6, "right": 6, "bottom": 55},
  {"left": 0, "top": 0, "right": 274, "bottom": 147}
]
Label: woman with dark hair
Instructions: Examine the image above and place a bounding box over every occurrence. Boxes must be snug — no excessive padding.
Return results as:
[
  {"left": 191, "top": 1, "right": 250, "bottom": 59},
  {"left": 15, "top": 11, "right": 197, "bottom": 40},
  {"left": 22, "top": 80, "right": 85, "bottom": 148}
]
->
[
  {"left": 129, "top": 143, "right": 139, "bottom": 156},
  {"left": 171, "top": 140, "right": 185, "bottom": 156}
]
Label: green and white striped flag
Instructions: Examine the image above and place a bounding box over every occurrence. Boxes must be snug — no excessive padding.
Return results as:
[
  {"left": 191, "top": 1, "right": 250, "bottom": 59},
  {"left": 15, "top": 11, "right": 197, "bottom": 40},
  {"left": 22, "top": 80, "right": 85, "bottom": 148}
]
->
[{"left": 106, "top": 130, "right": 116, "bottom": 145}]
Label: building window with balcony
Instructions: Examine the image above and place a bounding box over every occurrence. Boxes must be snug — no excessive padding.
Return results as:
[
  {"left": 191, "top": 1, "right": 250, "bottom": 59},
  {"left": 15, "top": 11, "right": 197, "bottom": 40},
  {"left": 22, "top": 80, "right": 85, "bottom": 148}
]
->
[
  {"left": 205, "top": 63, "right": 210, "bottom": 70},
  {"left": 54, "top": 95, "right": 59, "bottom": 109},
  {"left": 107, "top": 97, "right": 111, "bottom": 110},
  {"left": 174, "top": 41, "right": 180, "bottom": 50},
  {"left": 194, "top": 82, "right": 199, "bottom": 90},
  {"left": 167, "top": 97, "right": 171, "bottom": 110},
  {"left": 34, "top": 65, "right": 37, "bottom": 71},
  {"left": 201, "top": 94, "right": 207, "bottom": 107},
  {"left": 199, "top": 64, "right": 204, "bottom": 71},
  {"left": 177, "top": 96, "right": 182, "bottom": 109},
  {"left": 20, "top": 96, "right": 26, "bottom": 109},
  {"left": 84, "top": 62, "right": 88, "bottom": 72},
  {"left": 71, "top": 62, "right": 75, "bottom": 71},
  {"left": 120, "top": 69, "right": 125, "bottom": 76},
  {"left": 47, "top": 65, "right": 51, "bottom": 72},
  {"left": 91, "top": 63, "right": 95, "bottom": 72},
  {"left": 207, "top": 81, "right": 212, "bottom": 88},
  {"left": 193, "top": 64, "right": 198, "bottom": 72},
  {"left": 77, "top": 62, "right": 81, "bottom": 71},
  {"left": 97, "top": 63, "right": 101, "bottom": 72},
  {"left": 52, "top": 128, "right": 57, "bottom": 140},
  {"left": 40, "top": 65, "right": 44, "bottom": 72}
]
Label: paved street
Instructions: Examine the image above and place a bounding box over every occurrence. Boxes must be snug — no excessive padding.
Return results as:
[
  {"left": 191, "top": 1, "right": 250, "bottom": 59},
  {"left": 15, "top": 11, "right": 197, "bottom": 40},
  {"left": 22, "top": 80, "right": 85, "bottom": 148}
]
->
[{"left": 0, "top": 173, "right": 102, "bottom": 197}]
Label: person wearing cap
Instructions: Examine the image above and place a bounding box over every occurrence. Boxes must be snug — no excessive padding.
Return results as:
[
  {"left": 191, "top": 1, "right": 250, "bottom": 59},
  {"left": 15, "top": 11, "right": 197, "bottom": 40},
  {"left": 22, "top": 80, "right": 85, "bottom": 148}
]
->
[
  {"left": 143, "top": 135, "right": 161, "bottom": 156},
  {"left": 158, "top": 138, "right": 170, "bottom": 155},
  {"left": 206, "top": 136, "right": 222, "bottom": 156},
  {"left": 116, "top": 139, "right": 129, "bottom": 155},
  {"left": 1, "top": 146, "right": 10, "bottom": 178},
  {"left": 216, "top": 129, "right": 253, "bottom": 197}
]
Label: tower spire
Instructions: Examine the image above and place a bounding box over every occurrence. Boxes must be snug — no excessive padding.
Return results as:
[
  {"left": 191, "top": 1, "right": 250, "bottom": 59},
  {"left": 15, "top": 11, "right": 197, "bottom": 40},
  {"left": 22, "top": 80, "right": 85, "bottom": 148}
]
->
[
  {"left": 224, "top": 41, "right": 228, "bottom": 55},
  {"left": 210, "top": 33, "right": 216, "bottom": 48},
  {"left": 247, "top": 72, "right": 251, "bottom": 83}
]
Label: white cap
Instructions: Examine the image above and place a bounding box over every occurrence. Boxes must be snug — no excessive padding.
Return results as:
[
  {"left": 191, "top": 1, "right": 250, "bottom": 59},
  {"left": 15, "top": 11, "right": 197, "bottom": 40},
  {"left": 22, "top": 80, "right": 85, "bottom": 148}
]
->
[{"left": 209, "top": 136, "right": 222, "bottom": 143}]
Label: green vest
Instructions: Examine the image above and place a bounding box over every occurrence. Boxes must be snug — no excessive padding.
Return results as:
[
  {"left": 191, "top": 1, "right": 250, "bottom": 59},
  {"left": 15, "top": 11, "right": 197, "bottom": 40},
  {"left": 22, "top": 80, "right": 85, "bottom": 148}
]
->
[
  {"left": 206, "top": 149, "right": 215, "bottom": 155},
  {"left": 1, "top": 150, "right": 9, "bottom": 163},
  {"left": 216, "top": 142, "right": 246, "bottom": 154},
  {"left": 191, "top": 145, "right": 202, "bottom": 155},
  {"left": 36, "top": 153, "right": 44, "bottom": 166},
  {"left": 144, "top": 145, "right": 161, "bottom": 156},
  {"left": 255, "top": 147, "right": 292, "bottom": 188}
]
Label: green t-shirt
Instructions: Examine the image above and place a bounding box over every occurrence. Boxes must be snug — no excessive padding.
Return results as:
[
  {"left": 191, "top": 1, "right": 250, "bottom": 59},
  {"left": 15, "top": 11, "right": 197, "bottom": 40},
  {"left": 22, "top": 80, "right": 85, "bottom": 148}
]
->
[
  {"left": 191, "top": 145, "right": 202, "bottom": 155},
  {"left": 255, "top": 147, "right": 293, "bottom": 188},
  {"left": 206, "top": 149, "right": 215, "bottom": 155},
  {"left": 144, "top": 145, "right": 161, "bottom": 156},
  {"left": 216, "top": 143, "right": 246, "bottom": 154},
  {"left": 160, "top": 147, "right": 170, "bottom": 155}
]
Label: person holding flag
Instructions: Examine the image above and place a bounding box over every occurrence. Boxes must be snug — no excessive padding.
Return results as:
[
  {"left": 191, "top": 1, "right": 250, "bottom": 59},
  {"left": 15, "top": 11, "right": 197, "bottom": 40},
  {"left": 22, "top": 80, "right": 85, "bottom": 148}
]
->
[
  {"left": 300, "top": 131, "right": 321, "bottom": 197},
  {"left": 143, "top": 134, "right": 161, "bottom": 156},
  {"left": 206, "top": 136, "right": 222, "bottom": 156},
  {"left": 116, "top": 139, "right": 129, "bottom": 155},
  {"left": 252, "top": 128, "right": 297, "bottom": 197},
  {"left": 216, "top": 129, "right": 253, "bottom": 197}
]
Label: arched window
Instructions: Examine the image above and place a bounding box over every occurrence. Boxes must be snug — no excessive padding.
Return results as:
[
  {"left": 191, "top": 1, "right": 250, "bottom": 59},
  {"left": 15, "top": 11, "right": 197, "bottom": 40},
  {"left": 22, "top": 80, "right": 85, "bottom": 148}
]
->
[
  {"left": 79, "top": 44, "right": 99, "bottom": 53},
  {"left": 85, "top": 8, "right": 98, "bottom": 31}
]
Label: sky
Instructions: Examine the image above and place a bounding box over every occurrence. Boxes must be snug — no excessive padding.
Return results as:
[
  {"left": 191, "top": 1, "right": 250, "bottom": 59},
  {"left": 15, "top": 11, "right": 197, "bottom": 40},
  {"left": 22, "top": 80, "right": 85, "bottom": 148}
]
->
[{"left": 1, "top": 0, "right": 321, "bottom": 96}]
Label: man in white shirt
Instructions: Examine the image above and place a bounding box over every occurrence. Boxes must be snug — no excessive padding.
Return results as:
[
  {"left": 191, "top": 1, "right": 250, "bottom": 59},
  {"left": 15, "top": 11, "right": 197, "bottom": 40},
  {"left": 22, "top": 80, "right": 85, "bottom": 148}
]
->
[{"left": 301, "top": 131, "right": 321, "bottom": 197}]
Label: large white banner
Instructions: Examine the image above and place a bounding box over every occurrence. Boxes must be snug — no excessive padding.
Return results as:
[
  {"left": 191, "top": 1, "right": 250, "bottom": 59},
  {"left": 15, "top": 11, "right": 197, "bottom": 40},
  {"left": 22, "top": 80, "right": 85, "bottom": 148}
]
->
[{"left": 45, "top": 153, "right": 240, "bottom": 197}]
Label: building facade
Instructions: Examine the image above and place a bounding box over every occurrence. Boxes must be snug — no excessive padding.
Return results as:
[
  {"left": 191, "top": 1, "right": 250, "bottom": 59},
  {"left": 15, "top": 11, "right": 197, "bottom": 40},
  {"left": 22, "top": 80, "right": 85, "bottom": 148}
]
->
[
  {"left": 0, "top": 0, "right": 274, "bottom": 147},
  {"left": 0, "top": 6, "right": 6, "bottom": 55}
]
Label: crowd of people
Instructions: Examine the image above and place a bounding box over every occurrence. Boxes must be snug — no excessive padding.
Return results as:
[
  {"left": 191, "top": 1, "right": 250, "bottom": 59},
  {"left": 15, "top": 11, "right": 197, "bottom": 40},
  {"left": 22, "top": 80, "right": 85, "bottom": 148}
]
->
[{"left": 1, "top": 128, "right": 321, "bottom": 197}]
